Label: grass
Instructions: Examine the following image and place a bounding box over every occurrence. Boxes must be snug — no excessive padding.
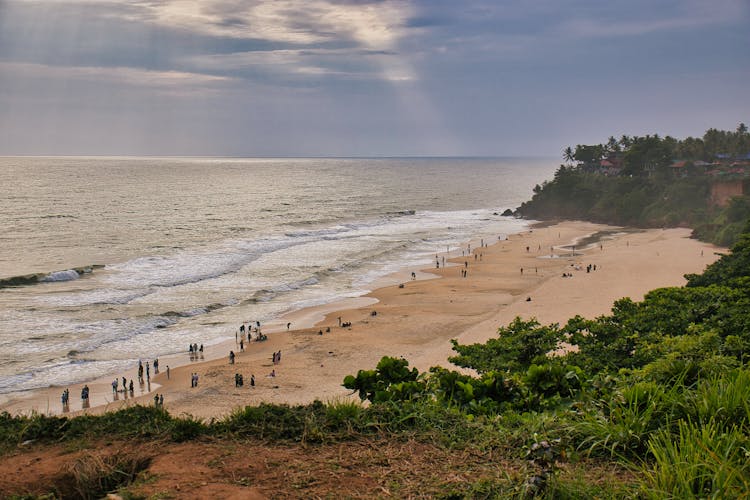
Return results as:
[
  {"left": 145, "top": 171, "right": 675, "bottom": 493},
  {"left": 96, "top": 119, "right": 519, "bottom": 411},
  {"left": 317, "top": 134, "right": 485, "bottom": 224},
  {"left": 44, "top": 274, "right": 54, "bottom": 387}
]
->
[
  {"left": 641, "top": 419, "right": 750, "bottom": 498},
  {"left": 683, "top": 369, "right": 750, "bottom": 431},
  {"left": 62, "top": 451, "right": 151, "bottom": 499}
]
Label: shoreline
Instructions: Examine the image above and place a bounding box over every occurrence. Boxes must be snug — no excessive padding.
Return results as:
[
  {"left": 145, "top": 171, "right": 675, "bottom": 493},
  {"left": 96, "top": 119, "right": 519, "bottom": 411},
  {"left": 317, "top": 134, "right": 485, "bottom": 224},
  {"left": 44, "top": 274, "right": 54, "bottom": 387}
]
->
[
  {"left": 0, "top": 223, "right": 515, "bottom": 415},
  {"left": 0, "top": 221, "right": 722, "bottom": 418}
]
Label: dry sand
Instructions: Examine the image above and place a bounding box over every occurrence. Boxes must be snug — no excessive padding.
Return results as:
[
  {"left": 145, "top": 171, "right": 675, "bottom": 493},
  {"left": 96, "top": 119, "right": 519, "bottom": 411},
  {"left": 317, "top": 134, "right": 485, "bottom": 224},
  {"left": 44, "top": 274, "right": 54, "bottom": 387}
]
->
[{"left": 1, "top": 221, "right": 723, "bottom": 419}]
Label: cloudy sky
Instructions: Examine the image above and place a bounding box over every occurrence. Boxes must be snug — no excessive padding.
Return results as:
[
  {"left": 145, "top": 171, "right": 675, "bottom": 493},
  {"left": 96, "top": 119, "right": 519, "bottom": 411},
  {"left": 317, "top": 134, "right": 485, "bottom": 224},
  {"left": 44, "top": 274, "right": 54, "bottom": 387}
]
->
[{"left": 0, "top": 0, "right": 747, "bottom": 156}]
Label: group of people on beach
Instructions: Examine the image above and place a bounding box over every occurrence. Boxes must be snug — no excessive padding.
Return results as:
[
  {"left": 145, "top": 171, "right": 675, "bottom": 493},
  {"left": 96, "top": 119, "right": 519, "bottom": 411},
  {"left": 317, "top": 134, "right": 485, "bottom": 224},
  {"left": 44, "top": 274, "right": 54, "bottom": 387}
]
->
[
  {"left": 188, "top": 343, "right": 204, "bottom": 360},
  {"left": 63, "top": 356, "right": 168, "bottom": 411},
  {"left": 137, "top": 358, "right": 159, "bottom": 383},
  {"left": 238, "top": 322, "right": 270, "bottom": 346},
  {"left": 562, "top": 262, "right": 598, "bottom": 278},
  {"left": 112, "top": 377, "right": 136, "bottom": 395},
  {"left": 60, "top": 388, "right": 70, "bottom": 410},
  {"left": 59, "top": 384, "right": 91, "bottom": 411},
  {"left": 239, "top": 321, "right": 264, "bottom": 339},
  {"left": 234, "top": 373, "right": 256, "bottom": 387}
]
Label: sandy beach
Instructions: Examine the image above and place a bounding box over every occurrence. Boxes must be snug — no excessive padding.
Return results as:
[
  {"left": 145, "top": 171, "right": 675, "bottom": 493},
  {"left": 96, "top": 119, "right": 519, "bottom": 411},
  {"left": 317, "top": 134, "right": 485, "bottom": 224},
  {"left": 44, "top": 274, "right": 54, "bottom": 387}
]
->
[{"left": 1, "top": 220, "right": 722, "bottom": 419}]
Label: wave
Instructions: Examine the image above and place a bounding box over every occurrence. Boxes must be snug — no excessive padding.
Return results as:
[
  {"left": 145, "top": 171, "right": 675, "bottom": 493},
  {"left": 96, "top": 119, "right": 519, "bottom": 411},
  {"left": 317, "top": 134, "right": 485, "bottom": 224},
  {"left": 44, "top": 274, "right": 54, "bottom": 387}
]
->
[
  {"left": 38, "top": 214, "right": 78, "bottom": 219},
  {"left": 385, "top": 209, "right": 416, "bottom": 216},
  {"left": 0, "top": 264, "right": 103, "bottom": 289},
  {"left": 40, "top": 270, "right": 80, "bottom": 283},
  {"left": 284, "top": 226, "right": 351, "bottom": 239},
  {"left": 162, "top": 301, "right": 233, "bottom": 319}
]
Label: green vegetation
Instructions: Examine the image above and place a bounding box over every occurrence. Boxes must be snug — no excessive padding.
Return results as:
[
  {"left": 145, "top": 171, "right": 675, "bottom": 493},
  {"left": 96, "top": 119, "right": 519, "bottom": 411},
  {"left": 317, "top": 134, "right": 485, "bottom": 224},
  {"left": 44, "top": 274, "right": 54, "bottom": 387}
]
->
[
  {"left": 517, "top": 125, "right": 750, "bottom": 246},
  {"left": 342, "top": 221, "right": 750, "bottom": 497}
]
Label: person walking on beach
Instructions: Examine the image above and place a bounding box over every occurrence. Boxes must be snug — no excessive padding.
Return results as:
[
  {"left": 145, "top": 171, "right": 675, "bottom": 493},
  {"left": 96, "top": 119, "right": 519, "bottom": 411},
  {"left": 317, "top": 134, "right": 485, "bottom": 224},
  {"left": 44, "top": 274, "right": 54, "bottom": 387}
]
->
[
  {"left": 112, "top": 379, "right": 118, "bottom": 394},
  {"left": 154, "top": 358, "right": 159, "bottom": 374},
  {"left": 166, "top": 365, "right": 170, "bottom": 379},
  {"left": 129, "top": 380, "right": 134, "bottom": 394},
  {"left": 229, "top": 350, "right": 235, "bottom": 364},
  {"left": 240, "top": 338, "right": 244, "bottom": 351},
  {"left": 250, "top": 374, "right": 255, "bottom": 387}
]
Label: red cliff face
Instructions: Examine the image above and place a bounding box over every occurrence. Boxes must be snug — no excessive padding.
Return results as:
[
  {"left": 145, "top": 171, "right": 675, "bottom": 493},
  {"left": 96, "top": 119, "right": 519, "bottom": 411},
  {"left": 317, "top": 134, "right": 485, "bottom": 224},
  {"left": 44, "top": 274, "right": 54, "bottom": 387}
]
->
[{"left": 710, "top": 180, "right": 747, "bottom": 207}]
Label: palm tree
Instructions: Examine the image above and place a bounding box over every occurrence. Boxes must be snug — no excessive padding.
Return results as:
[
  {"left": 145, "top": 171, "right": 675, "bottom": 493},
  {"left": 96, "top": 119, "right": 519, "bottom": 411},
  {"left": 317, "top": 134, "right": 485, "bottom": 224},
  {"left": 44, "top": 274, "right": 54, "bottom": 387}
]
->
[
  {"left": 563, "top": 146, "right": 575, "bottom": 165},
  {"left": 606, "top": 136, "right": 620, "bottom": 154}
]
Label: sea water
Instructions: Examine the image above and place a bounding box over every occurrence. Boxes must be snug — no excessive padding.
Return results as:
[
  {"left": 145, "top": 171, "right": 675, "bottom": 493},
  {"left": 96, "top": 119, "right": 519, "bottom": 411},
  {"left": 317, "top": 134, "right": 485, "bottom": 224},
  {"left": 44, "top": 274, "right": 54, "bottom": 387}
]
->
[{"left": 0, "top": 157, "right": 556, "bottom": 401}]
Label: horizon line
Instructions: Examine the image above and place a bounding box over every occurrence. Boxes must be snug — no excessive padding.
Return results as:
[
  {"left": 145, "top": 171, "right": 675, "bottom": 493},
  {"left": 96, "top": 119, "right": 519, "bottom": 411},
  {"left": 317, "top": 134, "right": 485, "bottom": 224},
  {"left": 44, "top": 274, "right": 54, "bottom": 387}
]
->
[{"left": 0, "top": 154, "right": 558, "bottom": 160}]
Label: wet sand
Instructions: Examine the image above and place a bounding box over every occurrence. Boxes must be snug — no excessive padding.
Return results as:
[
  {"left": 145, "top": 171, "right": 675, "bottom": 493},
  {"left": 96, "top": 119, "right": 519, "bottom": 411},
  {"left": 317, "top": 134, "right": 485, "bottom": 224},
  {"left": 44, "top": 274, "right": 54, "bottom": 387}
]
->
[{"left": 1, "top": 221, "right": 722, "bottom": 419}]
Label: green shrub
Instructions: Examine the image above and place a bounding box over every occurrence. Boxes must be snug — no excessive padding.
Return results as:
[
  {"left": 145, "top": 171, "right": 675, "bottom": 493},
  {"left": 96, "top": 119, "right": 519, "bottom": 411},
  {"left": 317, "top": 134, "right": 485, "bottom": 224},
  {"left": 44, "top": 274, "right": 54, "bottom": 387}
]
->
[
  {"left": 571, "top": 380, "right": 683, "bottom": 458},
  {"left": 343, "top": 356, "right": 425, "bottom": 403},
  {"left": 682, "top": 369, "right": 750, "bottom": 431},
  {"left": 169, "top": 415, "right": 206, "bottom": 442}
]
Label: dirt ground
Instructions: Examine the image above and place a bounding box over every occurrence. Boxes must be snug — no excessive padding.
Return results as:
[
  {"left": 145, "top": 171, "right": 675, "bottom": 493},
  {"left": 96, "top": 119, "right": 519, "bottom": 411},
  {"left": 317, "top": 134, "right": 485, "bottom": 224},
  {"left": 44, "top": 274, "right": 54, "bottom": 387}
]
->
[
  {"left": 0, "top": 437, "right": 509, "bottom": 498},
  {"left": 0, "top": 436, "right": 633, "bottom": 499}
]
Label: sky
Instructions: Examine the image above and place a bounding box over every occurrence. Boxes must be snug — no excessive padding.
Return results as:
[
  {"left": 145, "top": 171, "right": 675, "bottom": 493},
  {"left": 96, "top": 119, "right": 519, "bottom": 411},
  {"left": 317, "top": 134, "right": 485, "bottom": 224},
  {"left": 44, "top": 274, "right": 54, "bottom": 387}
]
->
[{"left": 0, "top": 0, "right": 747, "bottom": 157}]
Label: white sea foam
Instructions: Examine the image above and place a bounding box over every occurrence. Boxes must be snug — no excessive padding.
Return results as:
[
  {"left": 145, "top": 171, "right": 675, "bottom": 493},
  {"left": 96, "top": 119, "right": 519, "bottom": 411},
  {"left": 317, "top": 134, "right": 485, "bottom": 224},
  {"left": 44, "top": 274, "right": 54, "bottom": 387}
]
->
[{"left": 40, "top": 269, "right": 80, "bottom": 282}]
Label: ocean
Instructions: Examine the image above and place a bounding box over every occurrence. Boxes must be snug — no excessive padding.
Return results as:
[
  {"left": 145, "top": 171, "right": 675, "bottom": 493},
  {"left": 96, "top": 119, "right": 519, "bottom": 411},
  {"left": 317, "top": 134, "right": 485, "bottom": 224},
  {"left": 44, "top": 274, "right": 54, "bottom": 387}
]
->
[{"left": 0, "top": 157, "right": 556, "bottom": 403}]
